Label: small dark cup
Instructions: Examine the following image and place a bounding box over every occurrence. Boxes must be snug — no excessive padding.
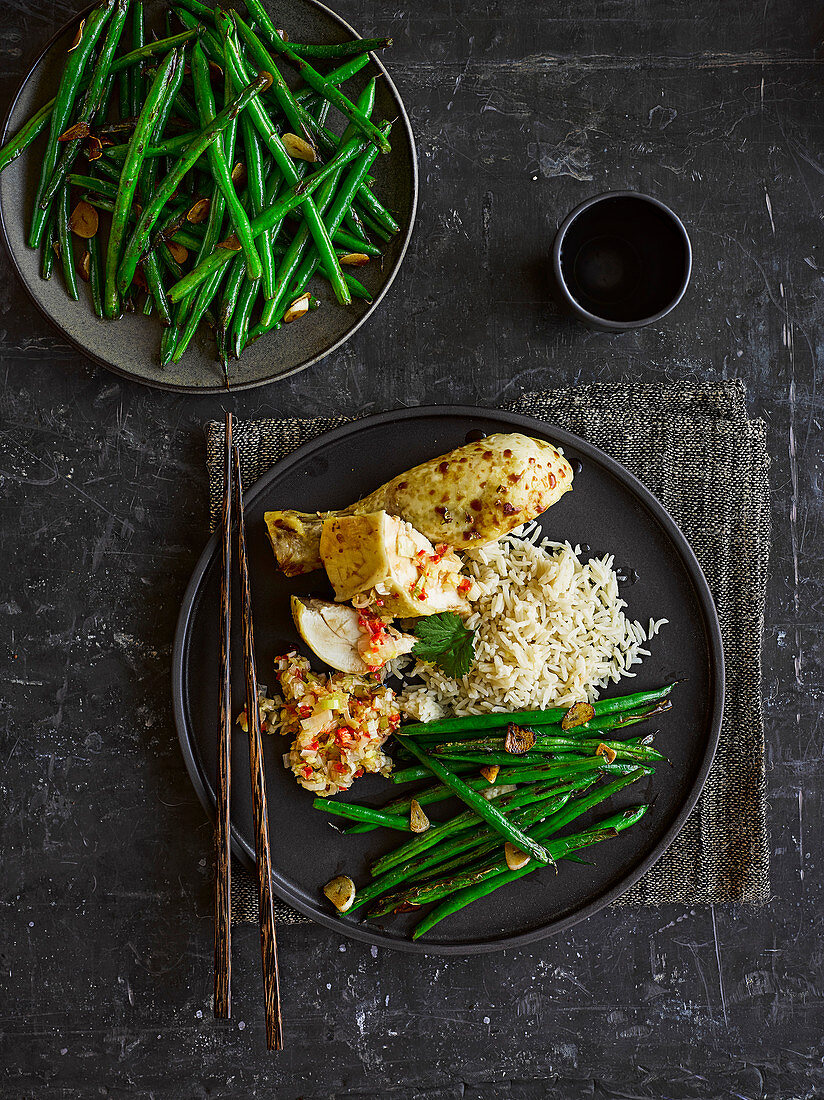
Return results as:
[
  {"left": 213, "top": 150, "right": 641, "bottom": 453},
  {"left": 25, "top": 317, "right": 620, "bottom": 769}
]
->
[{"left": 550, "top": 191, "right": 692, "bottom": 331}]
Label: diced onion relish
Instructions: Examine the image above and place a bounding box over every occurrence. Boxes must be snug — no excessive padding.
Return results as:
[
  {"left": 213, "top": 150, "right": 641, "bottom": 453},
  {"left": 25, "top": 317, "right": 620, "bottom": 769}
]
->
[{"left": 269, "top": 652, "right": 400, "bottom": 796}]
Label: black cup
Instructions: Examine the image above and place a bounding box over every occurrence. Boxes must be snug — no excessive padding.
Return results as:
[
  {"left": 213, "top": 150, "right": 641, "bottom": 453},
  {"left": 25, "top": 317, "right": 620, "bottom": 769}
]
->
[{"left": 550, "top": 191, "right": 692, "bottom": 331}]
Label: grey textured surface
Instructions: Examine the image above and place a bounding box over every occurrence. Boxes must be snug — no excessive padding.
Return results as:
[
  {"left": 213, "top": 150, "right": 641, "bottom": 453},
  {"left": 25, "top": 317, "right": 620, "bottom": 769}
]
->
[
  {"left": 1, "top": 0, "right": 823, "bottom": 1096},
  {"left": 204, "top": 380, "right": 766, "bottom": 926}
]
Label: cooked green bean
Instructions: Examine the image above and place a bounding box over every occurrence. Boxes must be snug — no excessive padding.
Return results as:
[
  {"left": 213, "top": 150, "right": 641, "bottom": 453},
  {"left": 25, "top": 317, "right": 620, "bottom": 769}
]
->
[
  {"left": 243, "top": 0, "right": 391, "bottom": 153},
  {"left": 68, "top": 174, "right": 117, "bottom": 199},
  {"left": 288, "top": 37, "right": 392, "bottom": 59},
  {"left": 371, "top": 783, "right": 564, "bottom": 876},
  {"left": 29, "top": 1, "right": 115, "bottom": 249},
  {"left": 117, "top": 70, "right": 272, "bottom": 299},
  {"left": 370, "top": 769, "right": 648, "bottom": 918},
  {"left": 260, "top": 81, "right": 375, "bottom": 328},
  {"left": 130, "top": 2, "right": 145, "bottom": 116},
  {"left": 239, "top": 113, "right": 275, "bottom": 297},
  {"left": 332, "top": 227, "right": 381, "bottom": 256},
  {"left": 399, "top": 685, "right": 677, "bottom": 737},
  {"left": 354, "top": 185, "right": 400, "bottom": 233},
  {"left": 40, "top": 213, "right": 57, "bottom": 280},
  {"left": 41, "top": 0, "right": 129, "bottom": 209},
  {"left": 168, "top": 131, "right": 367, "bottom": 302},
  {"left": 191, "top": 43, "right": 262, "bottom": 281},
  {"left": 213, "top": 14, "right": 345, "bottom": 301},
  {"left": 412, "top": 806, "right": 649, "bottom": 938},
  {"left": 395, "top": 737, "right": 552, "bottom": 866},
  {"left": 0, "top": 29, "right": 199, "bottom": 175},
  {"left": 294, "top": 55, "right": 372, "bottom": 103},
  {"left": 87, "top": 234, "right": 104, "bottom": 316},
  {"left": 56, "top": 182, "right": 79, "bottom": 301},
  {"left": 104, "top": 48, "right": 183, "bottom": 318},
  {"left": 312, "top": 798, "right": 411, "bottom": 832},
  {"left": 348, "top": 789, "right": 577, "bottom": 915}
]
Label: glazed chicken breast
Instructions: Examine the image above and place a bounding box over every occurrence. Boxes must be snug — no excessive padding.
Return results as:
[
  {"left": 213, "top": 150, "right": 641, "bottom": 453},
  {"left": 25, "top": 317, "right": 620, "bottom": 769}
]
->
[{"left": 264, "top": 432, "right": 573, "bottom": 576}]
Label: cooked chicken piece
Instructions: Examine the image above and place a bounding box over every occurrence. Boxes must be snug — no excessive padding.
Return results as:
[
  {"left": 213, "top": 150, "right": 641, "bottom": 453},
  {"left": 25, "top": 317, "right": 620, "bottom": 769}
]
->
[
  {"left": 291, "top": 595, "right": 415, "bottom": 674},
  {"left": 320, "top": 512, "right": 471, "bottom": 618},
  {"left": 265, "top": 432, "right": 573, "bottom": 576}
]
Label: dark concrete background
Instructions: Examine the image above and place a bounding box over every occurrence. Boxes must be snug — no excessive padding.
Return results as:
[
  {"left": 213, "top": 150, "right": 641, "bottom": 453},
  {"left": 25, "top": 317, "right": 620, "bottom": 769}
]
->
[{"left": 1, "top": 1, "right": 822, "bottom": 1097}]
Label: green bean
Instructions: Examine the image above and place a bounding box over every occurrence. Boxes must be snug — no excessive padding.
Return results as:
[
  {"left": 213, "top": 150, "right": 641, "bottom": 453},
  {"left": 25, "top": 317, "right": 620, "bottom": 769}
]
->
[
  {"left": 412, "top": 806, "right": 649, "bottom": 938},
  {"left": 253, "top": 120, "right": 385, "bottom": 336},
  {"left": 41, "top": 0, "right": 129, "bottom": 209},
  {"left": 0, "top": 100, "right": 52, "bottom": 173},
  {"left": 170, "top": 264, "right": 227, "bottom": 363},
  {"left": 260, "top": 80, "right": 375, "bottom": 328},
  {"left": 67, "top": 173, "right": 117, "bottom": 199},
  {"left": 355, "top": 187, "right": 400, "bottom": 234},
  {"left": 312, "top": 798, "right": 411, "bottom": 832},
  {"left": 395, "top": 736, "right": 552, "bottom": 866},
  {"left": 216, "top": 253, "right": 245, "bottom": 361},
  {"left": 410, "top": 704, "right": 671, "bottom": 745},
  {"left": 169, "top": 42, "right": 241, "bottom": 365},
  {"left": 230, "top": 13, "right": 332, "bottom": 145},
  {"left": 405, "top": 790, "right": 581, "bottom": 886},
  {"left": 191, "top": 43, "right": 262, "bottom": 281},
  {"left": 56, "top": 182, "right": 79, "bottom": 301},
  {"left": 435, "top": 740, "right": 664, "bottom": 765},
  {"left": 104, "top": 49, "right": 183, "bottom": 318},
  {"left": 168, "top": 130, "right": 367, "bottom": 302},
  {"left": 347, "top": 760, "right": 640, "bottom": 837},
  {"left": 288, "top": 37, "right": 392, "bottom": 59},
  {"left": 399, "top": 685, "right": 677, "bottom": 737},
  {"left": 431, "top": 707, "right": 664, "bottom": 753},
  {"left": 240, "top": 113, "right": 275, "bottom": 297},
  {"left": 87, "top": 234, "right": 104, "bottom": 317},
  {"left": 29, "top": 1, "right": 115, "bottom": 249},
  {"left": 211, "top": 14, "right": 344, "bottom": 299},
  {"left": 425, "top": 751, "right": 556, "bottom": 767},
  {"left": 371, "top": 769, "right": 649, "bottom": 919},
  {"left": 130, "top": 2, "right": 145, "bottom": 116},
  {"left": 117, "top": 70, "right": 272, "bottom": 299},
  {"left": 341, "top": 207, "right": 371, "bottom": 244},
  {"left": 371, "top": 782, "right": 564, "bottom": 877},
  {"left": 332, "top": 227, "right": 381, "bottom": 256},
  {"left": 40, "top": 213, "right": 57, "bottom": 280},
  {"left": 0, "top": 29, "right": 199, "bottom": 176},
  {"left": 348, "top": 789, "right": 577, "bottom": 915},
  {"left": 294, "top": 55, "right": 372, "bottom": 102},
  {"left": 227, "top": 275, "right": 257, "bottom": 357},
  {"left": 351, "top": 203, "right": 392, "bottom": 241},
  {"left": 142, "top": 251, "right": 171, "bottom": 324},
  {"left": 243, "top": 0, "right": 391, "bottom": 153},
  {"left": 104, "top": 131, "right": 199, "bottom": 160},
  {"left": 93, "top": 158, "right": 122, "bottom": 183},
  {"left": 171, "top": 0, "right": 214, "bottom": 21}
]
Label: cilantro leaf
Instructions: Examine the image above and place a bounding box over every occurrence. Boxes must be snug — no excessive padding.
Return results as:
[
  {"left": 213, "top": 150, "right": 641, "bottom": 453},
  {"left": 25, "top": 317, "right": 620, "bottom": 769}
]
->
[{"left": 412, "top": 612, "right": 476, "bottom": 679}]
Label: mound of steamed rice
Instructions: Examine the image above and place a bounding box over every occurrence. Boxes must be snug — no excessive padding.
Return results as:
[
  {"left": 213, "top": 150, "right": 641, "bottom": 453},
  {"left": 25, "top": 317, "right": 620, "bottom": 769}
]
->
[{"left": 397, "top": 531, "right": 667, "bottom": 720}]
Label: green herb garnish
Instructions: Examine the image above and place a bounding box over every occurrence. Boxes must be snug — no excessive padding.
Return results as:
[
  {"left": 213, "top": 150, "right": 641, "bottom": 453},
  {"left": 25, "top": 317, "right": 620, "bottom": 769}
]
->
[{"left": 412, "top": 613, "right": 476, "bottom": 679}]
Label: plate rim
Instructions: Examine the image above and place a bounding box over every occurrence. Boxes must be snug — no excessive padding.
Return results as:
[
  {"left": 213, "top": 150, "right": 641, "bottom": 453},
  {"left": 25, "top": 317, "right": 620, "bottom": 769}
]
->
[
  {"left": 172, "top": 404, "right": 725, "bottom": 954},
  {"left": 0, "top": 0, "right": 419, "bottom": 394}
]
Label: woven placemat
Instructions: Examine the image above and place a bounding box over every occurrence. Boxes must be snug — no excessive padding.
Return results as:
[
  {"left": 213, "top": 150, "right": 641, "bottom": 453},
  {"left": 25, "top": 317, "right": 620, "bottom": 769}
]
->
[{"left": 204, "top": 381, "right": 770, "bottom": 925}]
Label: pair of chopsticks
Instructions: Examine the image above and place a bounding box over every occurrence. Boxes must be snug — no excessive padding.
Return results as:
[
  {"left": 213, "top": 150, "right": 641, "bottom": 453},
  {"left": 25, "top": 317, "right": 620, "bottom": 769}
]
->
[{"left": 214, "top": 411, "right": 283, "bottom": 1051}]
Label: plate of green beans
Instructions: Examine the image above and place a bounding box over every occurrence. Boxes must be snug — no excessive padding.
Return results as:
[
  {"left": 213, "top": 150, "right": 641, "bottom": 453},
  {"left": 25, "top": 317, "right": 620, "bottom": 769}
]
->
[
  {"left": 0, "top": 0, "right": 417, "bottom": 391},
  {"left": 173, "top": 407, "right": 725, "bottom": 954}
]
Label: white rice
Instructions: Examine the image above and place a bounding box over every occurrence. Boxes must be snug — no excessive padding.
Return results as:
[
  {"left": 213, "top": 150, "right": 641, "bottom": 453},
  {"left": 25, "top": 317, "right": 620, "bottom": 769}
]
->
[{"left": 397, "top": 532, "right": 667, "bottom": 718}]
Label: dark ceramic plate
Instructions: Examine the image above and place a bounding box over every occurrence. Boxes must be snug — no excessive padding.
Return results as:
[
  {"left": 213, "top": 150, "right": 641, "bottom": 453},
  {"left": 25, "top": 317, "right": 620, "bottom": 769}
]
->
[
  {"left": 172, "top": 407, "right": 724, "bottom": 954},
  {"left": 0, "top": 0, "right": 417, "bottom": 393}
]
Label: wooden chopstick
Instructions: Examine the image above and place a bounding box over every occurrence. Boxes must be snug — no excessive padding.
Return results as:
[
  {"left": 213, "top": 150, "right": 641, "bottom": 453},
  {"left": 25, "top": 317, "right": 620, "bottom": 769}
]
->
[
  {"left": 232, "top": 441, "right": 284, "bottom": 1051},
  {"left": 214, "top": 411, "right": 233, "bottom": 1019}
]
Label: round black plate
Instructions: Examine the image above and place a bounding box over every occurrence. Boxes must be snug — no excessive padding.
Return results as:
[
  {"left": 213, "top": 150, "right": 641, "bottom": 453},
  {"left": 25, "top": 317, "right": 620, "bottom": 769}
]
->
[
  {"left": 0, "top": 0, "right": 417, "bottom": 393},
  {"left": 172, "top": 407, "right": 724, "bottom": 954}
]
